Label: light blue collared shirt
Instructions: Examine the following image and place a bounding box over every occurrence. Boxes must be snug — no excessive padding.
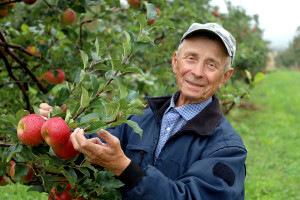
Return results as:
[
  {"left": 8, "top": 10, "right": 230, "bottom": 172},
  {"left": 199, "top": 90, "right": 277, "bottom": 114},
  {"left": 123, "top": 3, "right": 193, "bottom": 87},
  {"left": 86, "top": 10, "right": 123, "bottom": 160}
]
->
[{"left": 154, "top": 91, "right": 212, "bottom": 160}]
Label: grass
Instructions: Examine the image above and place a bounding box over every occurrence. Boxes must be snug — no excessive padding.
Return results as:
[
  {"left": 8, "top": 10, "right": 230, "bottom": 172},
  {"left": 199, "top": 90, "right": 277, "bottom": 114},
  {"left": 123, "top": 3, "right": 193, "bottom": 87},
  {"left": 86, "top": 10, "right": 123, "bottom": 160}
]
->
[
  {"left": 1, "top": 70, "right": 299, "bottom": 199},
  {"left": 228, "top": 70, "right": 300, "bottom": 199},
  {"left": 0, "top": 183, "right": 48, "bottom": 200}
]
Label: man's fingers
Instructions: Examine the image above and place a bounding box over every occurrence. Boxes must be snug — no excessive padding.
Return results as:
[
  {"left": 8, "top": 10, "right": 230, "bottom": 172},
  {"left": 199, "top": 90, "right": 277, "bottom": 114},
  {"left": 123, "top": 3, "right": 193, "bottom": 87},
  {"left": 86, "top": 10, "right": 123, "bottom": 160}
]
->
[
  {"left": 39, "top": 103, "right": 52, "bottom": 119},
  {"left": 96, "top": 129, "right": 119, "bottom": 148},
  {"left": 89, "top": 137, "right": 106, "bottom": 146},
  {"left": 71, "top": 128, "right": 102, "bottom": 155},
  {"left": 39, "top": 103, "right": 52, "bottom": 110}
]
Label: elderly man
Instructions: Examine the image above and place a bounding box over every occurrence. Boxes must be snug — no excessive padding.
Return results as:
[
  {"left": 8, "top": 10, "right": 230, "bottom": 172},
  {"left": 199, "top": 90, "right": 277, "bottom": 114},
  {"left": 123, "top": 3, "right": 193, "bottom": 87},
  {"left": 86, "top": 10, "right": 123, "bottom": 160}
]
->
[{"left": 41, "top": 23, "right": 247, "bottom": 199}]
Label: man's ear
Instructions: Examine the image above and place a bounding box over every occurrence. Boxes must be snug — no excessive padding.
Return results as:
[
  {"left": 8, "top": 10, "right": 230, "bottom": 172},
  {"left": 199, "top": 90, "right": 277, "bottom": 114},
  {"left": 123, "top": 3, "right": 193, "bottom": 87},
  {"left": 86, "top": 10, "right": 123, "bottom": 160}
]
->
[
  {"left": 219, "top": 68, "right": 234, "bottom": 88},
  {"left": 172, "top": 51, "right": 178, "bottom": 73}
]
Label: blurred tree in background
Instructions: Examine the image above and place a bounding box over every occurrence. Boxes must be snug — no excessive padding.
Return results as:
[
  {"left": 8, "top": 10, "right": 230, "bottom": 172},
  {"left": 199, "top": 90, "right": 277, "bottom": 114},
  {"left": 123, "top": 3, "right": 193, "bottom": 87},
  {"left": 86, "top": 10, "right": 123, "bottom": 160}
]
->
[{"left": 275, "top": 26, "right": 300, "bottom": 69}]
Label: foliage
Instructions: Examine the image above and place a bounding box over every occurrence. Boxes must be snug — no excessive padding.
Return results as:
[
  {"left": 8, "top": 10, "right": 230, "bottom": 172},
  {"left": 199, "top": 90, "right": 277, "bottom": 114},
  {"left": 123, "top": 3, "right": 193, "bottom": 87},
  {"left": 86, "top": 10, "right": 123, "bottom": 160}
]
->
[
  {"left": 228, "top": 71, "right": 300, "bottom": 199},
  {"left": 275, "top": 27, "right": 300, "bottom": 69},
  {"left": 0, "top": 0, "right": 269, "bottom": 199}
]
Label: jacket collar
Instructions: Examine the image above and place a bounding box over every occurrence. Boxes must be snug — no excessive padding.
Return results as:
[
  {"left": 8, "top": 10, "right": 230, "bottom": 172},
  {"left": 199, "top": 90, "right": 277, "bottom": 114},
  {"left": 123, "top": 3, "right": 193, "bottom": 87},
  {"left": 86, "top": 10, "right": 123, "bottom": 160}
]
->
[{"left": 146, "top": 94, "right": 223, "bottom": 136}]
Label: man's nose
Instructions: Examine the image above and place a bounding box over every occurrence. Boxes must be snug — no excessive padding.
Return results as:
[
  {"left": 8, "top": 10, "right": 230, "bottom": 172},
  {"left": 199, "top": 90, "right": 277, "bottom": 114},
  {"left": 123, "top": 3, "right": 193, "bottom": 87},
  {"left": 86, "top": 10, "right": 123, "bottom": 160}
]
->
[{"left": 191, "top": 63, "right": 205, "bottom": 77}]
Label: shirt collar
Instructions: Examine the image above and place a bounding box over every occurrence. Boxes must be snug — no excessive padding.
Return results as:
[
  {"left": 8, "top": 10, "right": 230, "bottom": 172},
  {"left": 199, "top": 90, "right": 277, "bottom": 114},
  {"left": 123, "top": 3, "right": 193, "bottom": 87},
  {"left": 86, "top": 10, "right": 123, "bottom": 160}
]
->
[{"left": 165, "top": 91, "right": 212, "bottom": 121}]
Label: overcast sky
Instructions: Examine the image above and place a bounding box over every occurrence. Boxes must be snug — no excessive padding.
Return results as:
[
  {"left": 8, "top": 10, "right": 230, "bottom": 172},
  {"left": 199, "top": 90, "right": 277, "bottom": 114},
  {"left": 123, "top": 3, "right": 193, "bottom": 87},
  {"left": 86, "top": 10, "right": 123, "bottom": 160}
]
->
[{"left": 211, "top": 0, "right": 299, "bottom": 51}]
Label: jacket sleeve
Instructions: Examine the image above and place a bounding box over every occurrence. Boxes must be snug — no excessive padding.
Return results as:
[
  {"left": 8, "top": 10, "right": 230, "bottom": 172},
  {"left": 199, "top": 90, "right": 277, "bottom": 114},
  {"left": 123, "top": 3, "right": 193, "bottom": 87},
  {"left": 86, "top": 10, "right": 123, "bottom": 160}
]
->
[{"left": 117, "top": 144, "right": 247, "bottom": 200}]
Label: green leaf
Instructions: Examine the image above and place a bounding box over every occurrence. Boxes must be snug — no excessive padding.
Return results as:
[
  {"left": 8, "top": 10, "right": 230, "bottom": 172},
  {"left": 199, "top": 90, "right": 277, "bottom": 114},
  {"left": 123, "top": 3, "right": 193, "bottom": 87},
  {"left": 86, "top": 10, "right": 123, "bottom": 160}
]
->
[
  {"left": 27, "top": 185, "right": 45, "bottom": 193},
  {"left": 245, "top": 70, "right": 252, "bottom": 82},
  {"left": 104, "top": 101, "right": 119, "bottom": 122},
  {"left": 61, "top": 167, "right": 77, "bottom": 188},
  {"left": 14, "top": 163, "right": 29, "bottom": 182},
  {"left": 56, "top": 87, "right": 70, "bottom": 106},
  {"left": 115, "top": 82, "right": 128, "bottom": 99},
  {"left": 123, "top": 31, "right": 131, "bottom": 42},
  {"left": 80, "top": 113, "right": 100, "bottom": 123},
  {"left": 149, "top": 20, "right": 176, "bottom": 30},
  {"left": 97, "top": 40, "right": 108, "bottom": 57},
  {"left": 80, "top": 86, "right": 90, "bottom": 108},
  {"left": 73, "top": 68, "right": 86, "bottom": 84},
  {"left": 90, "top": 73, "right": 100, "bottom": 96},
  {"left": 135, "top": 14, "right": 147, "bottom": 31},
  {"left": 253, "top": 72, "right": 265, "bottom": 84},
  {"left": 126, "top": 90, "right": 139, "bottom": 102},
  {"left": 123, "top": 42, "right": 131, "bottom": 58},
  {"left": 21, "top": 24, "right": 30, "bottom": 33},
  {"left": 80, "top": 50, "right": 89, "bottom": 70},
  {"left": 32, "top": 106, "right": 40, "bottom": 115},
  {"left": 51, "top": 106, "right": 65, "bottom": 118},
  {"left": 6, "top": 144, "right": 23, "bottom": 162},
  {"left": 66, "top": 99, "right": 80, "bottom": 117},
  {"left": 86, "top": 121, "right": 106, "bottom": 132},
  {"left": 15, "top": 109, "right": 30, "bottom": 123},
  {"left": 95, "top": 38, "right": 100, "bottom": 57},
  {"left": 122, "top": 66, "right": 144, "bottom": 75},
  {"left": 131, "top": 42, "right": 148, "bottom": 54},
  {"left": 137, "top": 34, "right": 152, "bottom": 43},
  {"left": 40, "top": 174, "right": 53, "bottom": 191},
  {"left": 145, "top": 2, "right": 157, "bottom": 21},
  {"left": 125, "top": 120, "right": 143, "bottom": 138},
  {"left": 0, "top": 114, "right": 17, "bottom": 128}
]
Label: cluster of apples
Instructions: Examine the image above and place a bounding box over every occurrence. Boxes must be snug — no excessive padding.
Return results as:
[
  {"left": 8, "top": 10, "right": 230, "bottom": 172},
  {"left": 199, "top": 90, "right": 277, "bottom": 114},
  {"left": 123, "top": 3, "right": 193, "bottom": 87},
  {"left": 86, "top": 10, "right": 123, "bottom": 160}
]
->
[
  {"left": 0, "top": 0, "right": 37, "bottom": 19},
  {"left": 17, "top": 114, "right": 79, "bottom": 160},
  {"left": 49, "top": 181, "right": 87, "bottom": 200},
  {"left": 126, "top": 0, "right": 161, "bottom": 25}
]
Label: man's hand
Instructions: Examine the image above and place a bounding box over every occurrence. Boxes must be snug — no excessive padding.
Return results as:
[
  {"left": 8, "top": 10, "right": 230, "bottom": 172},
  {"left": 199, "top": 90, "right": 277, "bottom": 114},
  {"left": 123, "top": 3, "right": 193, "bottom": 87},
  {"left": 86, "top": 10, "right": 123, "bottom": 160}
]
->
[
  {"left": 39, "top": 103, "right": 53, "bottom": 120},
  {"left": 70, "top": 128, "right": 131, "bottom": 176}
]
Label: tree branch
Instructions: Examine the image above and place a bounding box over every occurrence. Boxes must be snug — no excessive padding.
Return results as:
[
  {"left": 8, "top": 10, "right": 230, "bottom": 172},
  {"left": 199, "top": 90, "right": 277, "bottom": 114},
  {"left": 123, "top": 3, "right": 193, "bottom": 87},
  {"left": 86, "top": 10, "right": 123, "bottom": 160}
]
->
[
  {"left": 0, "top": 0, "right": 21, "bottom": 7},
  {"left": 0, "top": 30, "right": 47, "bottom": 94},
  {"left": 0, "top": 50, "right": 31, "bottom": 110}
]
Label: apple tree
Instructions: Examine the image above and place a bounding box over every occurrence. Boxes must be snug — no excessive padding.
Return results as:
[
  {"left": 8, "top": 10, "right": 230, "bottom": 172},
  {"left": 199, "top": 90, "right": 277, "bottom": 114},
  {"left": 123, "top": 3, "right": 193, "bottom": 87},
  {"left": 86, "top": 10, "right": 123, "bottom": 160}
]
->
[
  {"left": 0, "top": 0, "right": 175, "bottom": 199},
  {"left": 0, "top": 0, "right": 268, "bottom": 199}
]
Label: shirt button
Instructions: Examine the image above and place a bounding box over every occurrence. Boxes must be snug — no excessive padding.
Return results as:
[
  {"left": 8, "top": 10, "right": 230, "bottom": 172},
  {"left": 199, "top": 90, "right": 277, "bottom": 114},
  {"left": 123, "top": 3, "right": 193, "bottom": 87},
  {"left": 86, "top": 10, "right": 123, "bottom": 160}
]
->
[{"left": 166, "top": 127, "right": 171, "bottom": 131}]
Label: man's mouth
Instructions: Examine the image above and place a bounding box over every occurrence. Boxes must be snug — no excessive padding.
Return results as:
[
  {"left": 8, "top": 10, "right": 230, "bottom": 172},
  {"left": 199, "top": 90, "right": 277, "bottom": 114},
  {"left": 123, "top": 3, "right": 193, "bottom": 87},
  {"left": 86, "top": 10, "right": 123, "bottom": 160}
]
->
[{"left": 186, "top": 80, "right": 202, "bottom": 87}]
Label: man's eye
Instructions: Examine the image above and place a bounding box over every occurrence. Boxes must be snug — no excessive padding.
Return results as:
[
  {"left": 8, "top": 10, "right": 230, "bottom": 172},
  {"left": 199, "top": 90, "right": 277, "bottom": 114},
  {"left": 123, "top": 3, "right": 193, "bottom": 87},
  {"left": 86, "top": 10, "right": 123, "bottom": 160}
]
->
[{"left": 187, "top": 56, "right": 196, "bottom": 62}]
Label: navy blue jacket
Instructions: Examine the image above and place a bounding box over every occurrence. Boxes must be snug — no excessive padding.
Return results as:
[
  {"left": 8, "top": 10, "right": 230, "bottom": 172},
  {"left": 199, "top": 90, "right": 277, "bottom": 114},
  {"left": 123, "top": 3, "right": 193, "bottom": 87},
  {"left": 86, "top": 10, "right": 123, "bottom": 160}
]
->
[{"left": 86, "top": 95, "right": 247, "bottom": 199}]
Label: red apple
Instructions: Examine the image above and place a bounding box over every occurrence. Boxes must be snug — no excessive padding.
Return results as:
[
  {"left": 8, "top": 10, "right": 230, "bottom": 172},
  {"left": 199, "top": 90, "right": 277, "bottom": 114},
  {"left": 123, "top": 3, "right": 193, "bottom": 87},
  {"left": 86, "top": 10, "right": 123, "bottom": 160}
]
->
[
  {"left": 17, "top": 114, "right": 45, "bottom": 146},
  {"left": 22, "top": 0, "right": 37, "bottom": 4},
  {"left": 49, "top": 181, "right": 72, "bottom": 200},
  {"left": 1, "top": 0, "right": 16, "bottom": 9},
  {"left": 26, "top": 46, "right": 38, "bottom": 56},
  {"left": 9, "top": 161, "right": 34, "bottom": 183},
  {"left": 49, "top": 187, "right": 72, "bottom": 200},
  {"left": 41, "top": 117, "right": 70, "bottom": 148},
  {"left": 60, "top": 9, "right": 76, "bottom": 25},
  {"left": 0, "top": 9, "right": 8, "bottom": 19},
  {"left": 53, "top": 135, "right": 79, "bottom": 159},
  {"left": 45, "top": 69, "right": 65, "bottom": 84},
  {"left": 127, "top": 0, "right": 140, "bottom": 7},
  {"left": 147, "top": 7, "right": 160, "bottom": 25},
  {"left": 213, "top": 9, "right": 219, "bottom": 17},
  {"left": 0, "top": 175, "right": 3, "bottom": 182},
  {"left": 0, "top": 176, "right": 10, "bottom": 186}
]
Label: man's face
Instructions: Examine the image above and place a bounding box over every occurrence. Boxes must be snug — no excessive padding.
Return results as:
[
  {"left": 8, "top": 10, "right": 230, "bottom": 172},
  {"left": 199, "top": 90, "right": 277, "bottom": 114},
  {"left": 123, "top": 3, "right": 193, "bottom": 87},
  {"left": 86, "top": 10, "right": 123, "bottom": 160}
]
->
[{"left": 172, "top": 35, "right": 233, "bottom": 106}]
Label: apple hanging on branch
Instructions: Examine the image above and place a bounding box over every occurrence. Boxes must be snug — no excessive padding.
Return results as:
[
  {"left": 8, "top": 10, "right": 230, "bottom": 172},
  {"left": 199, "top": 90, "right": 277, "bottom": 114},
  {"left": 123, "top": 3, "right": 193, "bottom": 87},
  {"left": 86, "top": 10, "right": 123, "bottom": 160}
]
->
[
  {"left": 17, "top": 114, "right": 45, "bottom": 146},
  {"left": 0, "top": 3, "right": 175, "bottom": 198}
]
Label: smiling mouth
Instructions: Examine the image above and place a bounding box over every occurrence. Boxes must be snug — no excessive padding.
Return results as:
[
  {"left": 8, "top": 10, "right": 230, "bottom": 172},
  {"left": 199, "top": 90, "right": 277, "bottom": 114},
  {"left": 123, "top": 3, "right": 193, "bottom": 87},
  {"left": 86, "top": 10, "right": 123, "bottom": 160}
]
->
[{"left": 186, "top": 80, "right": 202, "bottom": 87}]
